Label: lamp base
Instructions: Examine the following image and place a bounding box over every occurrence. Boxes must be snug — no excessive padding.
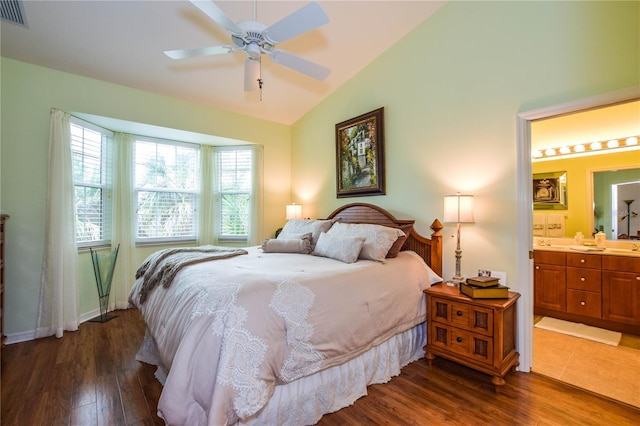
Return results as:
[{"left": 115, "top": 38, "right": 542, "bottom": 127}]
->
[{"left": 447, "top": 276, "right": 465, "bottom": 287}]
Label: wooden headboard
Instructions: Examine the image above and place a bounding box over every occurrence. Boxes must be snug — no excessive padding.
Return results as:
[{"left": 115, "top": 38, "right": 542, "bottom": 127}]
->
[{"left": 326, "top": 203, "right": 443, "bottom": 277}]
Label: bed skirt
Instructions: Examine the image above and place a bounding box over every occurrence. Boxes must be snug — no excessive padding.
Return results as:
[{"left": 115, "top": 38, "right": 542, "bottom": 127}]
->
[
  {"left": 240, "top": 321, "right": 426, "bottom": 425},
  {"left": 137, "top": 322, "right": 426, "bottom": 425}
]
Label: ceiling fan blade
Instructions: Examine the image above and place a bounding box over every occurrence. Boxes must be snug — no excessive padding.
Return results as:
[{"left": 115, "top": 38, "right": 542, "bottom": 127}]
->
[
  {"left": 263, "top": 1, "right": 329, "bottom": 44},
  {"left": 269, "top": 50, "right": 330, "bottom": 81},
  {"left": 189, "top": 0, "right": 245, "bottom": 37},
  {"left": 165, "top": 45, "right": 235, "bottom": 60},
  {"left": 244, "top": 58, "right": 261, "bottom": 92}
]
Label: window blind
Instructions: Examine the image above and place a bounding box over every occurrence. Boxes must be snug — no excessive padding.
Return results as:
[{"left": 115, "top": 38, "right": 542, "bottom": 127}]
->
[
  {"left": 134, "top": 138, "right": 200, "bottom": 242},
  {"left": 70, "top": 121, "right": 112, "bottom": 247},
  {"left": 217, "top": 147, "right": 252, "bottom": 238}
]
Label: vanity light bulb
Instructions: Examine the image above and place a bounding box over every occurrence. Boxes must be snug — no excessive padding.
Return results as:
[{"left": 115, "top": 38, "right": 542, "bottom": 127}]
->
[
  {"left": 626, "top": 137, "right": 638, "bottom": 146},
  {"left": 559, "top": 146, "right": 571, "bottom": 154},
  {"left": 545, "top": 148, "right": 556, "bottom": 156},
  {"left": 606, "top": 140, "right": 619, "bottom": 148},
  {"left": 590, "top": 142, "right": 602, "bottom": 150},
  {"left": 574, "top": 144, "right": 585, "bottom": 152},
  {"left": 532, "top": 150, "right": 543, "bottom": 158}
]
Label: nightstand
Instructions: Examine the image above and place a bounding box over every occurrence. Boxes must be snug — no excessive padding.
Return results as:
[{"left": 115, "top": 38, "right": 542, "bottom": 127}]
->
[{"left": 424, "top": 283, "right": 520, "bottom": 390}]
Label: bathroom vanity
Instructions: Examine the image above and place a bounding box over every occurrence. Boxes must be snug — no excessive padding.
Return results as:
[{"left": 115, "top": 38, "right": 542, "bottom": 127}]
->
[{"left": 534, "top": 245, "right": 640, "bottom": 335}]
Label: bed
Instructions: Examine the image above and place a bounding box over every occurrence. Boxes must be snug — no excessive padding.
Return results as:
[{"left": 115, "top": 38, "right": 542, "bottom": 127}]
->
[{"left": 129, "top": 203, "right": 443, "bottom": 425}]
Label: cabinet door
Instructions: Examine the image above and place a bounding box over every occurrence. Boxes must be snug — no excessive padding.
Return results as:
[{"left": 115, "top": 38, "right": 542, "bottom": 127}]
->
[
  {"left": 535, "top": 263, "right": 566, "bottom": 312},
  {"left": 603, "top": 271, "right": 640, "bottom": 326}
]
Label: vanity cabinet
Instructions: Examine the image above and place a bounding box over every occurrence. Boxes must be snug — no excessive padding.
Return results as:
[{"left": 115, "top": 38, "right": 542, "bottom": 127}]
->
[
  {"left": 534, "top": 250, "right": 640, "bottom": 335},
  {"left": 602, "top": 256, "right": 640, "bottom": 327},
  {"left": 566, "top": 253, "right": 602, "bottom": 319},
  {"left": 534, "top": 251, "right": 566, "bottom": 312}
]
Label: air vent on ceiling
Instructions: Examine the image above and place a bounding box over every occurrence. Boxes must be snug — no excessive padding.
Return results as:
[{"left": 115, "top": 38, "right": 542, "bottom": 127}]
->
[{"left": 1, "top": 0, "right": 27, "bottom": 27}]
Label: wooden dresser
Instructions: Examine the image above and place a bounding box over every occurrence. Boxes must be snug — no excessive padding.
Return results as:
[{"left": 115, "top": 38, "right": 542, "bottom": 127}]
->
[
  {"left": 1, "top": 214, "right": 8, "bottom": 346},
  {"left": 424, "top": 283, "right": 520, "bottom": 390}
]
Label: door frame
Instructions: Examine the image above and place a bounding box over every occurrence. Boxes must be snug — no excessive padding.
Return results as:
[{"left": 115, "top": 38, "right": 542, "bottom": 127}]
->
[{"left": 515, "top": 86, "right": 639, "bottom": 371}]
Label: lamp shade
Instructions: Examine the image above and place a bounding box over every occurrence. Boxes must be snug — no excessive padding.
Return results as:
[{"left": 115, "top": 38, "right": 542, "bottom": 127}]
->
[
  {"left": 285, "top": 203, "right": 302, "bottom": 220},
  {"left": 443, "top": 194, "right": 474, "bottom": 224}
]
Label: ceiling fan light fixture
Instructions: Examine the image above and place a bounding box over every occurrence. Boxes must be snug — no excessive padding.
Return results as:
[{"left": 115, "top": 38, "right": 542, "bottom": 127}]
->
[{"left": 246, "top": 43, "right": 261, "bottom": 59}]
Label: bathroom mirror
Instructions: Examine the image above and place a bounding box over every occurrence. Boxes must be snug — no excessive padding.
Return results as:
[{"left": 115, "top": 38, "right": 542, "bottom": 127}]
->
[
  {"left": 592, "top": 168, "right": 640, "bottom": 240},
  {"left": 531, "top": 100, "right": 640, "bottom": 240}
]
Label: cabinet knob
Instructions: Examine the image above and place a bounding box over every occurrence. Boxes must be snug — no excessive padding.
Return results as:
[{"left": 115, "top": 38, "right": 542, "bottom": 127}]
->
[
  {"left": 580, "top": 259, "right": 585, "bottom": 263},
  {"left": 456, "top": 311, "right": 463, "bottom": 316},
  {"left": 535, "top": 266, "right": 539, "bottom": 270},
  {"left": 636, "top": 277, "right": 640, "bottom": 281},
  {"left": 456, "top": 337, "right": 463, "bottom": 343},
  {"left": 580, "top": 301, "right": 586, "bottom": 306},
  {"left": 580, "top": 277, "right": 586, "bottom": 282}
]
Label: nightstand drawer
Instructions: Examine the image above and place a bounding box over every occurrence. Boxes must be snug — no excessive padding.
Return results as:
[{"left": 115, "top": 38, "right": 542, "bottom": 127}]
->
[
  {"left": 430, "top": 296, "right": 494, "bottom": 337},
  {"left": 429, "top": 322, "right": 493, "bottom": 366},
  {"left": 567, "top": 289, "right": 602, "bottom": 318}
]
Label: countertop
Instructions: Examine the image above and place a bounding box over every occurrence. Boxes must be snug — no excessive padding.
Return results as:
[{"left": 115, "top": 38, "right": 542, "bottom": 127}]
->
[{"left": 534, "top": 244, "right": 640, "bottom": 257}]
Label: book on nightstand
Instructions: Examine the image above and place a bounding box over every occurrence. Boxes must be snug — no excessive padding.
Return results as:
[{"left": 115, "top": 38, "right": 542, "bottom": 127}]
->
[
  {"left": 466, "top": 276, "right": 500, "bottom": 287},
  {"left": 459, "top": 282, "right": 509, "bottom": 299}
]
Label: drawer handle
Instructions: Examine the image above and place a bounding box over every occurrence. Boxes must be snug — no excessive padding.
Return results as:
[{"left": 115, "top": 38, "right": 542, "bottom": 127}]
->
[
  {"left": 456, "top": 311, "right": 463, "bottom": 316},
  {"left": 580, "top": 301, "right": 586, "bottom": 306},
  {"left": 456, "top": 337, "right": 463, "bottom": 343}
]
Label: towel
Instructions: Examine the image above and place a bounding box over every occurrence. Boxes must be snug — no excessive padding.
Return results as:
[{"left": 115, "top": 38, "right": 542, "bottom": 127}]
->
[
  {"left": 533, "top": 214, "right": 546, "bottom": 236},
  {"left": 546, "top": 214, "right": 565, "bottom": 237}
]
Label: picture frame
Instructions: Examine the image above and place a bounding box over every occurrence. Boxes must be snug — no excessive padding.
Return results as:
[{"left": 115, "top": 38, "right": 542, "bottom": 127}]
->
[
  {"left": 533, "top": 171, "right": 567, "bottom": 210},
  {"left": 335, "top": 107, "right": 385, "bottom": 198}
]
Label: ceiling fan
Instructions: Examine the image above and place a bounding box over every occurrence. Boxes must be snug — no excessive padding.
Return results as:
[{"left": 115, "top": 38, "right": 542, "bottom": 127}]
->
[{"left": 165, "top": 0, "right": 331, "bottom": 92}]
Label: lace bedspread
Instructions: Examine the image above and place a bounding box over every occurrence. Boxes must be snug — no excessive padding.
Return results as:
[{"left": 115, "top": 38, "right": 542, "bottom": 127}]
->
[{"left": 129, "top": 247, "right": 433, "bottom": 425}]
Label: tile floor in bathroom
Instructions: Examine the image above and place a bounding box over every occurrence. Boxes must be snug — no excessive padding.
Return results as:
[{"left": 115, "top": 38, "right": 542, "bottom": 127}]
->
[{"left": 532, "top": 319, "right": 640, "bottom": 408}]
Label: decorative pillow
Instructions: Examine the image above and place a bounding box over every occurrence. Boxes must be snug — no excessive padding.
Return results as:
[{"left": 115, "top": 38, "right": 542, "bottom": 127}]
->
[
  {"left": 385, "top": 224, "right": 413, "bottom": 258},
  {"left": 327, "top": 222, "right": 405, "bottom": 262},
  {"left": 277, "top": 219, "right": 337, "bottom": 249},
  {"left": 261, "top": 236, "right": 312, "bottom": 254},
  {"left": 312, "top": 232, "right": 365, "bottom": 264}
]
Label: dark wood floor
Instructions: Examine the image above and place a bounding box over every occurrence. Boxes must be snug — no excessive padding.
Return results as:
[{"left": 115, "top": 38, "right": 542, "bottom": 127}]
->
[{"left": 2, "top": 309, "right": 639, "bottom": 426}]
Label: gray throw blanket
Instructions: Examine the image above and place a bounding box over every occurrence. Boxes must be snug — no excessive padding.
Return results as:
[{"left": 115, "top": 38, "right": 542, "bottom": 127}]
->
[{"left": 135, "top": 245, "right": 248, "bottom": 304}]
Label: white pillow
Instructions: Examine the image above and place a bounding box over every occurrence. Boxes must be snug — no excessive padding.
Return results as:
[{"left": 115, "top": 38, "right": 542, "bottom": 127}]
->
[
  {"left": 261, "top": 237, "right": 312, "bottom": 254},
  {"left": 327, "top": 222, "right": 405, "bottom": 263},
  {"left": 277, "top": 219, "right": 336, "bottom": 249},
  {"left": 312, "top": 232, "right": 365, "bottom": 264}
]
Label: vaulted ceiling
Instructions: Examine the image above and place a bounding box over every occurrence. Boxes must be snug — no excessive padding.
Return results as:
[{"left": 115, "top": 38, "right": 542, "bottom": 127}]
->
[{"left": 1, "top": 1, "right": 446, "bottom": 124}]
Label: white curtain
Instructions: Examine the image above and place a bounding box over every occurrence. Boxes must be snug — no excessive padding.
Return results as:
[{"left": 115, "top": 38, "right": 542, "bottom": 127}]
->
[
  {"left": 111, "top": 132, "right": 135, "bottom": 309},
  {"left": 199, "top": 145, "right": 217, "bottom": 245},
  {"left": 248, "top": 145, "right": 264, "bottom": 245},
  {"left": 36, "top": 109, "right": 79, "bottom": 339}
]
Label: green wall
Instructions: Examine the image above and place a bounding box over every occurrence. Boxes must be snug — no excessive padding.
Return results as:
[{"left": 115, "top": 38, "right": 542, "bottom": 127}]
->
[
  {"left": 1, "top": 58, "right": 291, "bottom": 337},
  {"left": 291, "top": 1, "right": 639, "bottom": 285}
]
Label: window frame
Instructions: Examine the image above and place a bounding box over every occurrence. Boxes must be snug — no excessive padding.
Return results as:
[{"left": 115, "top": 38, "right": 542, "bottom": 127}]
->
[
  {"left": 70, "top": 117, "right": 113, "bottom": 249},
  {"left": 133, "top": 136, "right": 200, "bottom": 245},
  {"left": 216, "top": 146, "right": 253, "bottom": 242}
]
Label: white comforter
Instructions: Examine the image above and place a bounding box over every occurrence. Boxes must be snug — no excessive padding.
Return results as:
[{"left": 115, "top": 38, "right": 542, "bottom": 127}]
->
[{"left": 129, "top": 247, "right": 433, "bottom": 425}]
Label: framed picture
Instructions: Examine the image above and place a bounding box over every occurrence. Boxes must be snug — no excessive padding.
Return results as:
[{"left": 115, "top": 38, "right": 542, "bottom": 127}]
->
[
  {"left": 533, "top": 171, "right": 567, "bottom": 210},
  {"left": 335, "top": 107, "right": 385, "bottom": 198}
]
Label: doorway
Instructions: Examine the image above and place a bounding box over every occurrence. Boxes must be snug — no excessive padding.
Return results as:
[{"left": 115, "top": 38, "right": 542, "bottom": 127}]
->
[{"left": 516, "top": 88, "right": 640, "bottom": 406}]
